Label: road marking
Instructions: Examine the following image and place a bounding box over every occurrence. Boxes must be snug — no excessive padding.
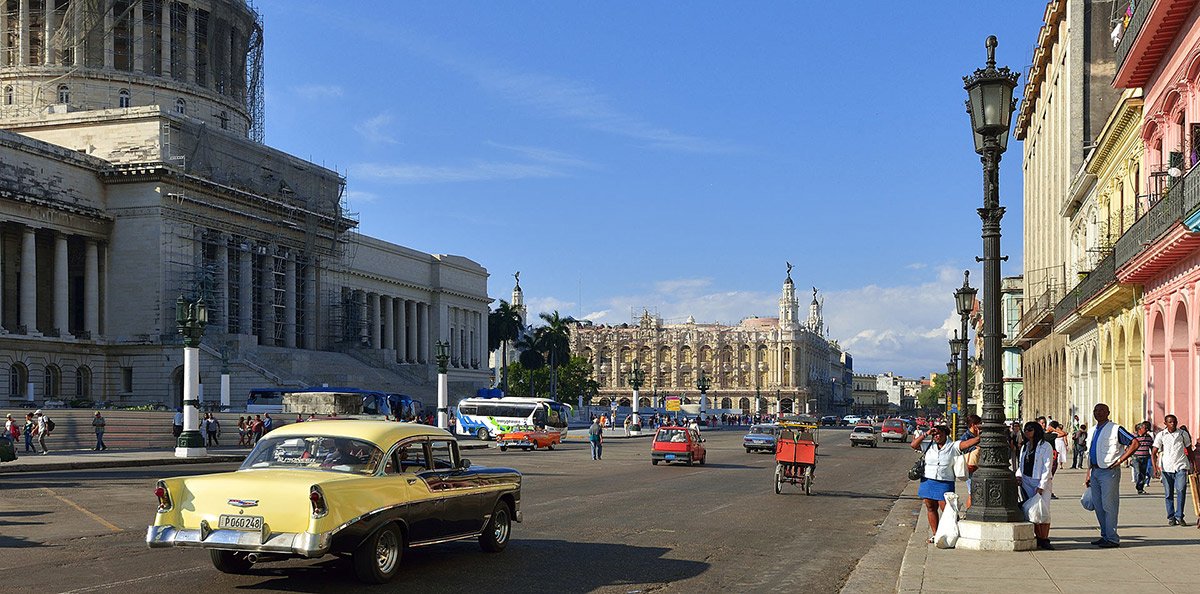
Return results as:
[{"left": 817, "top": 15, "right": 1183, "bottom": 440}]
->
[
  {"left": 702, "top": 502, "right": 735, "bottom": 515},
  {"left": 40, "top": 487, "right": 122, "bottom": 533},
  {"left": 58, "top": 567, "right": 207, "bottom": 593}
]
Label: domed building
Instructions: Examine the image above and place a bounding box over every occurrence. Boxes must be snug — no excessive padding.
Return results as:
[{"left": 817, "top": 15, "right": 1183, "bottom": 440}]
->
[
  {"left": 0, "top": 0, "right": 491, "bottom": 408},
  {"left": 569, "top": 267, "right": 854, "bottom": 416}
]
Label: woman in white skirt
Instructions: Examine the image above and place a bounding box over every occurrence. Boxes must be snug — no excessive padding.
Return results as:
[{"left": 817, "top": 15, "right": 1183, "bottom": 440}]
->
[{"left": 1020, "top": 421, "right": 1056, "bottom": 550}]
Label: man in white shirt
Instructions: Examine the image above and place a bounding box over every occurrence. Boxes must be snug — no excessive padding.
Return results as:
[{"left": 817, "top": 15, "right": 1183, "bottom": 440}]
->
[
  {"left": 1085, "top": 403, "right": 1139, "bottom": 548},
  {"left": 1152, "top": 414, "right": 1194, "bottom": 526}
]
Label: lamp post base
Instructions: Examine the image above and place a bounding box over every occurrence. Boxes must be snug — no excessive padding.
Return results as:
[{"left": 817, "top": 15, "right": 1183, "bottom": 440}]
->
[
  {"left": 175, "top": 430, "right": 208, "bottom": 458},
  {"left": 954, "top": 520, "right": 1036, "bottom": 551}
]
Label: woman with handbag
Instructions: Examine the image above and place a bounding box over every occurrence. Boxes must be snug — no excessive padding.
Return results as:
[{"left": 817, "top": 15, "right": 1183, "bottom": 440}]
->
[
  {"left": 912, "top": 425, "right": 980, "bottom": 543},
  {"left": 1020, "top": 421, "right": 1055, "bottom": 549}
]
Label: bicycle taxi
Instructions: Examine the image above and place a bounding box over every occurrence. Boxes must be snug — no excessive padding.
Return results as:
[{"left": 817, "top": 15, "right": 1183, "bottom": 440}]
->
[{"left": 773, "top": 416, "right": 819, "bottom": 495}]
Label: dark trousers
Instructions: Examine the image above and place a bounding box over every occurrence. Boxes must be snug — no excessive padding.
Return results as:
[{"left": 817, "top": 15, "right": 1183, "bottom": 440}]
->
[
  {"left": 1133, "top": 456, "right": 1152, "bottom": 492},
  {"left": 94, "top": 432, "right": 106, "bottom": 450},
  {"left": 590, "top": 440, "right": 602, "bottom": 460},
  {"left": 1071, "top": 447, "right": 1086, "bottom": 469},
  {"left": 207, "top": 431, "right": 219, "bottom": 446}
]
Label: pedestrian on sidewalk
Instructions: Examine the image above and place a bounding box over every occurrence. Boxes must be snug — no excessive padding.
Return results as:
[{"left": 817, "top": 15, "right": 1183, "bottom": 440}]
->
[
  {"left": 35, "top": 410, "right": 49, "bottom": 454},
  {"left": 588, "top": 417, "right": 603, "bottom": 461},
  {"left": 960, "top": 414, "right": 982, "bottom": 510},
  {"left": 1151, "top": 414, "right": 1193, "bottom": 526},
  {"left": 251, "top": 415, "right": 264, "bottom": 444},
  {"left": 237, "top": 416, "right": 247, "bottom": 446},
  {"left": 92, "top": 411, "right": 107, "bottom": 451},
  {"left": 205, "top": 413, "right": 221, "bottom": 447},
  {"left": 5, "top": 413, "right": 19, "bottom": 442},
  {"left": 1009, "top": 421, "right": 1023, "bottom": 475},
  {"left": 1019, "top": 421, "right": 1056, "bottom": 550},
  {"left": 172, "top": 408, "right": 183, "bottom": 439},
  {"left": 1071, "top": 423, "right": 1088, "bottom": 469},
  {"left": 23, "top": 412, "right": 36, "bottom": 453},
  {"left": 1132, "top": 422, "right": 1155, "bottom": 494},
  {"left": 912, "top": 424, "right": 980, "bottom": 543},
  {"left": 1085, "top": 403, "right": 1139, "bottom": 548}
]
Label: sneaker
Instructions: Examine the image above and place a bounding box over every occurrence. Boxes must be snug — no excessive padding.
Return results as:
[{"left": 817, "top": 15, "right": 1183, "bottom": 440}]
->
[
  {"left": 1050, "top": 494, "right": 1059, "bottom": 500},
  {"left": 1090, "top": 538, "right": 1106, "bottom": 545},
  {"left": 1169, "top": 518, "right": 1178, "bottom": 526},
  {"left": 1177, "top": 518, "right": 1188, "bottom": 526},
  {"left": 1097, "top": 540, "right": 1120, "bottom": 548},
  {"left": 1036, "top": 538, "right": 1055, "bottom": 550}
]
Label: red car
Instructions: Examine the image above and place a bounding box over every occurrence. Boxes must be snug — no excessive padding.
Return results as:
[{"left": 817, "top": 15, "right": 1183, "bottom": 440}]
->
[
  {"left": 650, "top": 426, "right": 707, "bottom": 466},
  {"left": 497, "top": 427, "right": 561, "bottom": 452}
]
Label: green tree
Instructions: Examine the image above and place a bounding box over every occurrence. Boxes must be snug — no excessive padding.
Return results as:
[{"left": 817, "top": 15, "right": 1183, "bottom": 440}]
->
[
  {"left": 915, "top": 371, "right": 976, "bottom": 412},
  {"left": 487, "top": 300, "right": 524, "bottom": 393},
  {"left": 506, "top": 355, "right": 596, "bottom": 405},
  {"left": 535, "top": 311, "right": 575, "bottom": 400}
]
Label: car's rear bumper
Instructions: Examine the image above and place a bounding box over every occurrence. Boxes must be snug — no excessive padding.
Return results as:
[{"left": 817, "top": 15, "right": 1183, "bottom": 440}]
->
[
  {"left": 500, "top": 440, "right": 533, "bottom": 448},
  {"left": 651, "top": 451, "right": 690, "bottom": 462},
  {"left": 146, "top": 524, "right": 332, "bottom": 558},
  {"left": 743, "top": 442, "right": 775, "bottom": 451}
]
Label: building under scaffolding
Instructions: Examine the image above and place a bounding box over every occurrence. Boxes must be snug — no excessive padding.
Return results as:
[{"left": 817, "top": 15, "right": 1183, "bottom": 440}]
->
[{"left": 0, "top": 0, "right": 493, "bottom": 407}]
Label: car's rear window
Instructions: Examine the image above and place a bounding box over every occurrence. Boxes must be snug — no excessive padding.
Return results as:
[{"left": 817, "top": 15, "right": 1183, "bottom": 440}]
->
[
  {"left": 883, "top": 420, "right": 904, "bottom": 428},
  {"left": 656, "top": 428, "right": 689, "bottom": 443},
  {"left": 853, "top": 427, "right": 874, "bottom": 434},
  {"left": 241, "top": 435, "right": 384, "bottom": 474},
  {"left": 750, "top": 426, "right": 775, "bottom": 435}
]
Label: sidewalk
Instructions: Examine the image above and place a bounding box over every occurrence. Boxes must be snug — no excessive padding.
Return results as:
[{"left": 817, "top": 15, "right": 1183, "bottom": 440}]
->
[
  {"left": 897, "top": 467, "right": 1199, "bottom": 594},
  {"left": 0, "top": 446, "right": 250, "bottom": 473}
]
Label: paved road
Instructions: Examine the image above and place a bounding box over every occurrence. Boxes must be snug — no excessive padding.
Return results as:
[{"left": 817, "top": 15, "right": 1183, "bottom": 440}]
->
[{"left": 0, "top": 427, "right": 913, "bottom": 593}]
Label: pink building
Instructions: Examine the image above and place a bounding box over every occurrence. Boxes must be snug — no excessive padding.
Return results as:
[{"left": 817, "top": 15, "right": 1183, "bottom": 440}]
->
[{"left": 1113, "top": 0, "right": 1200, "bottom": 432}]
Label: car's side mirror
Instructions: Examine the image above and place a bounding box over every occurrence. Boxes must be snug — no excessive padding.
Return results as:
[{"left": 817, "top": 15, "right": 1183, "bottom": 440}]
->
[{"left": 458, "top": 458, "right": 471, "bottom": 470}]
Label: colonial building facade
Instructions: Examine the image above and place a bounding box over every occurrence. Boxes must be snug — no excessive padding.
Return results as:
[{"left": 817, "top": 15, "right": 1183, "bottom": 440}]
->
[
  {"left": 0, "top": 0, "right": 491, "bottom": 408},
  {"left": 569, "top": 271, "right": 852, "bottom": 416}
]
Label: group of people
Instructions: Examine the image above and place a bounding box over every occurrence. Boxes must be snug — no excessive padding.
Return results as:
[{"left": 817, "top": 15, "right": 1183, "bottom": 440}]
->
[
  {"left": 2, "top": 410, "right": 53, "bottom": 456},
  {"left": 914, "top": 403, "right": 1199, "bottom": 550}
]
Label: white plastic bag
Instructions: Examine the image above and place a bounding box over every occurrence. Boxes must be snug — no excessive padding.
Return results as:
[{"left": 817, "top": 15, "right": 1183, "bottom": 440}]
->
[
  {"left": 1080, "top": 489, "right": 1095, "bottom": 511},
  {"left": 1022, "top": 492, "right": 1051, "bottom": 524},
  {"left": 934, "top": 492, "right": 960, "bottom": 549},
  {"left": 953, "top": 454, "right": 967, "bottom": 479}
]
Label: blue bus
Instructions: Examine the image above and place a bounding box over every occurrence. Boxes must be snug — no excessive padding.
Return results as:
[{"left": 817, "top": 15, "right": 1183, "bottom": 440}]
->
[{"left": 246, "top": 387, "right": 424, "bottom": 418}]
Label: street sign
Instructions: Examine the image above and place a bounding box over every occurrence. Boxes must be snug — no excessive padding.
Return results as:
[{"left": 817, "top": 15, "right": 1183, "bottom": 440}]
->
[
  {"left": 950, "top": 406, "right": 959, "bottom": 414},
  {"left": 665, "top": 396, "right": 681, "bottom": 411}
]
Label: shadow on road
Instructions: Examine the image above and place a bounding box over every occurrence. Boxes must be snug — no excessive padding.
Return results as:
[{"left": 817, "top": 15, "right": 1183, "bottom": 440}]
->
[{"left": 231, "top": 539, "right": 708, "bottom": 591}]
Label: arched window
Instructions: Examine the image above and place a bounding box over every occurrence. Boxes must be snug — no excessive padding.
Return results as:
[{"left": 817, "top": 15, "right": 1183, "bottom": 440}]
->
[
  {"left": 75, "top": 366, "right": 92, "bottom": 399},
  {"left": 3, "top": 85, "right": 12, "bottom": 105},
  {"left": 175, "top": 97, "right": 186, "bottom": 114},
  {"left": 44, "top": 365, "right": 62, "bottom": 399},
  {"left": 9, "top": 363, "right": 28, "bottom": 397},
  {"left": 118, "top": 89, "right": 130, "bottom": 108},
  {"left": 57, "top": 84, "right": 69, "bottom": 104},
  {"left": 219, "top": 110, "right": 228, "bottom": 130}
]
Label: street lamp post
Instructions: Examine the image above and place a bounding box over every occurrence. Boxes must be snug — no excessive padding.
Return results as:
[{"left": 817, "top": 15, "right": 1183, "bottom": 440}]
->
[
  {"left": 946, "top": 358, "right": 958, "bottom": 439},
  {"left": 435, "top": 340, "right": 450, "bottom": 429},
  {"left": 696, "top": 370, "right": 711, "bottom": 419},
  {"left": 628, "top": 360, "right": 645, "bottom": 435},
  {"left": 175, "top": 295, "right": 208, "bottom": 458},
  {"left": 961, "top": 35, "right": 1030, "bottom": 548},
  {"left": 755, "top": 384, "right": 762, "bottom": 420},
  {"left": 955, "top": 271, "right": 978, "bottom": 436}
]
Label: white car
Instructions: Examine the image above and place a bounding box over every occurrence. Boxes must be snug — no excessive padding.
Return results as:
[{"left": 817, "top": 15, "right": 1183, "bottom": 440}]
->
[
  {"left": 842, "top": 415, "right": 863, "bottom": 426},
  {"left": 849, "top": 425, "right": 878, "bottom": 448}
]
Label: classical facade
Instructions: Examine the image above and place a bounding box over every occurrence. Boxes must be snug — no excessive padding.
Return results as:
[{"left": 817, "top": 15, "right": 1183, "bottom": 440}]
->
[
  {"left": 1112, "top": 0, "right": 1200, "bottom": 432},
  {"left": 1014, "top": 0, "right": 1120, "bottom": 422},
  {"left": 569, "top": 271, "right": 852, "bottom": 416},
  {"left": 0, "top": 0, "right": 491, "bottom": 408}
]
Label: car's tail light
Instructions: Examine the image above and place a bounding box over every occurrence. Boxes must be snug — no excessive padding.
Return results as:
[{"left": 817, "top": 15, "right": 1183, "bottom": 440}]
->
[
  {"left": 154, "top": 480, "right": 172, "bottom": 512},
  {"left": 310, "top": 485, "right": 328, "bottom": 518}
]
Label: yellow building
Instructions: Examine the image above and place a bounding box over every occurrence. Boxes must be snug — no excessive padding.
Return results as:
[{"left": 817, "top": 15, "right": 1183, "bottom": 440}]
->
[{"left": 1055, "top": 89, "right": 1144, "bottom": 427}]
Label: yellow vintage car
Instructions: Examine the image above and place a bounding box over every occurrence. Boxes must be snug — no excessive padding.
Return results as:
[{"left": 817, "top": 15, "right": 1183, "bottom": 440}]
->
[{"left": 146, "top": 420, "right": 522, "bottom": 583}]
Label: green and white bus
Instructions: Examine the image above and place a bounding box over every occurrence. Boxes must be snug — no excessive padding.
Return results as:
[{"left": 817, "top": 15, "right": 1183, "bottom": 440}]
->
[{"left": 453, "top": 397, "right": 571, "bottom": 440}]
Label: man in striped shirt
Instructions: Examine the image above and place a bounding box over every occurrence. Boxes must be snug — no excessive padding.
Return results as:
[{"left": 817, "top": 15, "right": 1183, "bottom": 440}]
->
[{"left": 1132, "top": 422, "right": 1155, "bottom": 495}]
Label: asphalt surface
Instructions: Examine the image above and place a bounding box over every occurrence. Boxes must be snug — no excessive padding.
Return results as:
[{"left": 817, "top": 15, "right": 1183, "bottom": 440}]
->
[{"left": 0, "top": 427, "right": 913, "bottom": 593}]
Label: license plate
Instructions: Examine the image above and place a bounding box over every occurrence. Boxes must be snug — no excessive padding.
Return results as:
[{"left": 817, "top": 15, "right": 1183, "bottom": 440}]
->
[
  {"left": 218, "top": 514, "right": 264, "bottom": 531},
  {"left": 665, "top": 454, "right": 676, "bottom": 460}
]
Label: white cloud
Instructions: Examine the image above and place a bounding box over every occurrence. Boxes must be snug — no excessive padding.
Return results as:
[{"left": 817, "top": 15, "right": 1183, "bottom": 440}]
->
[
  {"left": 350, "top": 161, "right": 561, "bottom": 184},
  {"left": 485, "top": 142, "right": 598, "bottom": 169},
  {"left": 290, "top": 84, "right": 344, "bottom": 100},
  {"left": 354, "top": 112, "right": 399, "bottom": 145},
  {"left": 342, "top": 189, "right": 378, "bottom": 204}
]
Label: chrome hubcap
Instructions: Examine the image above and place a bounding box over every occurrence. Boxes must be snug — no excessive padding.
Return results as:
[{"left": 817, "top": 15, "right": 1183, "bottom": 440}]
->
[
  {"left": 493, "top": 509, "right": 509, "bottom": 544},
  {"left": 375, "top": 531, "right": 399, "bottom": 574}
]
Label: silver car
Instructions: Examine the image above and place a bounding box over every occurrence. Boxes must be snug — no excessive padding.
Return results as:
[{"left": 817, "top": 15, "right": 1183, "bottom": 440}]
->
[{"left": 849, "top": 425, "right": 878, "bottom": 448}]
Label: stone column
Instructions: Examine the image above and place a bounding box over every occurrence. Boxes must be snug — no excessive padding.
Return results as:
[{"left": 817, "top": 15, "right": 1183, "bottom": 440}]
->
[
  {"left": 42, "top": 0, "right": 51, "bottom": 65},
  {"left": 283, "top": 252, "right": 297, "bottom": 348},
  {"left": 184, "top": 3, "right": 194, "bottom": 83},
  {"left": 19, "top": 226, "right": 37, "bottom": 335},
  {"left": 53, "top": 232, "right": 70, "bottom": 337},
  {"left": 260, "top": 248, "right": 277, "bottom": 345},
  {"left": 369, "top": 292, "right": 381, "bottom": 349},
  {"left": 214, "top": 234, "right": 228, "bottom": 333},
  {"left": 356, "top": 290, "right": 368, "bottom": 346},
  {"left": 419, "top": 302, "right": 430, "bottom": 363},
  {"left": 405, "top": 300, "right": 416, "bottom": 363},
  {"left": 160, "top": 0, "right": 171, "bottom": 77},
  {"left": 84, "top": 239, "right": 99, "bottom": 338},
  {"left": 238, "top": 243, "right": 252, "bottom": 335},
  {"left": 103, "top": 1, "right": 113, "bottom": 69},
  {"left": 17, "top": 0, "right": 28, "bottom": 66},
  {"left": 132, "top": 0, "right": 143, "bottom": 71},
  {"left": 382, "top": 295, "right": 394, "bottom": 350},
  {"left": 304, "top": 256, "right": 318, "bottom": 349},
  {"left": 395, "top": 299, "right": 407, "bottom": 362}
]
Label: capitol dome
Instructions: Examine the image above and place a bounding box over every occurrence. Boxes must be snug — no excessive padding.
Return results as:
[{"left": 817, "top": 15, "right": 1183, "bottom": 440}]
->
[{"left": 1, "top": 0, "right": 262, "bottom": 140}]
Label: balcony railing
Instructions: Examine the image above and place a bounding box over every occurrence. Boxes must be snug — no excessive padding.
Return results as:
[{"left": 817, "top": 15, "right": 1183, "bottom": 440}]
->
[
  {"left": 1115, "top": 0, "right": 1152, "bottom": 76},
  {"left": 1018, "top": 287, "right": 1056, "bottom": 337},
  {"left": 1115, "top": 162, "right": 1200, "bottom": 268},
  {"left": 1053, "top": 250, "right": 1116, "bottom": 322}
]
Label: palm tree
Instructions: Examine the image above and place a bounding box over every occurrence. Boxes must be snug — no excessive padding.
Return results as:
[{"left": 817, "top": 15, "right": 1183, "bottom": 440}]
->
[
  {"left": 515, "top": 331, "right": 545, "bottom": 397},
  {"left": 537, "top": 311, "right": 575, "bottom": 401},
  {"left": 488, "top": 300, "right": 523, "bottom": 394}
]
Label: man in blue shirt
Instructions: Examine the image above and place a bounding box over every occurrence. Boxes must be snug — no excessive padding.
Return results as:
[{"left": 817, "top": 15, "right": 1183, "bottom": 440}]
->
[{"left": 1085, "top": 403, "right": 1140, "bottom": 547}]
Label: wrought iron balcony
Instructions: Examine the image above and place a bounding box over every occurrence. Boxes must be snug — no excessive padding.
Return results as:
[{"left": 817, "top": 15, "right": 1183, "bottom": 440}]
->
[
  {"left": 1115, "top": 0, "right": 1152, "bottom": 77},
  {"left": 1053, "top": 251, "right": 1116, "bottom": 323},
  {"left": 1115, "top": 162, "right": 1200, "bottom": 269}
]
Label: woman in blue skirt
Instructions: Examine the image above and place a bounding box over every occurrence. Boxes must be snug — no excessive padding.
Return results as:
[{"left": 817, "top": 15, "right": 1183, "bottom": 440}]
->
[{"left": 912, "top": 424, "right": 980, "bottom": 543}]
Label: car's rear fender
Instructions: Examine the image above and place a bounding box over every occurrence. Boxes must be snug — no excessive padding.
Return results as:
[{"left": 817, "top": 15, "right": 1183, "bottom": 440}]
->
[{"left": 328, "top": 507, "right": 412, "bottom": 554}]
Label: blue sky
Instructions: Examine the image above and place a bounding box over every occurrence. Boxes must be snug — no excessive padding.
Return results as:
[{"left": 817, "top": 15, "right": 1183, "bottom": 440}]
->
[{"left": 256, "top": 1, "right": 1051, "bottom": 378}]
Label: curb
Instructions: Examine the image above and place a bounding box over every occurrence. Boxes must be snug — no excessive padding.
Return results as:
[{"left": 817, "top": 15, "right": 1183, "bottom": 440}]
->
[
  {"left": 840, "top": 479, "right": 921, "bottom": 594},
  {"left": 895, "top": 481, "right": 931, "bottom": 594},
  {"left": 0, "top": 454, "right": 246, "bottom": 474}
]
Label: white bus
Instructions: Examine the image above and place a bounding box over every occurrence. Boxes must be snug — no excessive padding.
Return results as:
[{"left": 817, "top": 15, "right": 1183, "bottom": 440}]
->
[{"left": 454, "top": 397, "right": 571, "bottom": 440}]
